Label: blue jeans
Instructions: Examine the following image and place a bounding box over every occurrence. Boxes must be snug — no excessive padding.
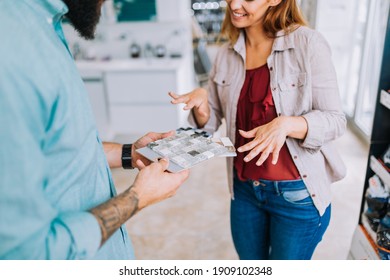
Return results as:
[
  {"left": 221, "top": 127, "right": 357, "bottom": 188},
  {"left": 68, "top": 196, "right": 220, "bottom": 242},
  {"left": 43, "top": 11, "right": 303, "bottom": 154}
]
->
[{"left": 230, "top": 175, "right": 331, "bottom": 260}]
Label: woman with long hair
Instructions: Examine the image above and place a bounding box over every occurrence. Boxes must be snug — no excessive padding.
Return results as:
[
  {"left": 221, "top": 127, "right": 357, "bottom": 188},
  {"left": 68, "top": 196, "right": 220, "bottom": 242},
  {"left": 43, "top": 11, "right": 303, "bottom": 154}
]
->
[{"left": 169, "top": 0, "right": 346, "bottom": 260}]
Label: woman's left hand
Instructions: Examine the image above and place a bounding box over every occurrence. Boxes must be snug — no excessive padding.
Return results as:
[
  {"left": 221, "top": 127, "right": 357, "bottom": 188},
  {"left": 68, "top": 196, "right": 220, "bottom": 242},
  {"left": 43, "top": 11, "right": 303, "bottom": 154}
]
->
[{"left": 237, "top": 117, "right": 289, "bottom": 166}]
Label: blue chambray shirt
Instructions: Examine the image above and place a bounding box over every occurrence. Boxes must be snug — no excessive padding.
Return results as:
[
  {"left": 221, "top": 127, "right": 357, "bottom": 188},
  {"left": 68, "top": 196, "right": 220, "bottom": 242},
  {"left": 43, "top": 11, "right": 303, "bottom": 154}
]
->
[{"left": 0, "top": 0, "right": 134, "bottom": 259}]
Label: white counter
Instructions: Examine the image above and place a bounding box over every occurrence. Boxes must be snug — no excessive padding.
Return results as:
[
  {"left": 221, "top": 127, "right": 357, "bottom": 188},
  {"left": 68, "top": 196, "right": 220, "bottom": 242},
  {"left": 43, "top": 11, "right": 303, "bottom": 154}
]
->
[
  {"left": 78, "top": 57, "right": 194, "bottom": 140},
  {"left": 76, "top": 57, "right": 184, "bottom": 73}
]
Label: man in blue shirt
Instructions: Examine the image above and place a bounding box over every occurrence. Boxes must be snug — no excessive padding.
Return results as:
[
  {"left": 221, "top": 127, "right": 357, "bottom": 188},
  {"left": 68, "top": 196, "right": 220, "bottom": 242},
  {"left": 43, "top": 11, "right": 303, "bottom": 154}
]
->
[{"left": 0, "top": 0, "right": 189, "bottom": 259}]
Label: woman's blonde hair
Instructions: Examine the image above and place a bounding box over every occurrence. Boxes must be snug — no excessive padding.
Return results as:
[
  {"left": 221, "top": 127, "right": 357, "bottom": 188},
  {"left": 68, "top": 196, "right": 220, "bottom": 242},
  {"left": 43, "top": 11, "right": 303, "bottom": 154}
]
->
[{"left": 221, "top": 0, "right": 307, "bottom": 44}]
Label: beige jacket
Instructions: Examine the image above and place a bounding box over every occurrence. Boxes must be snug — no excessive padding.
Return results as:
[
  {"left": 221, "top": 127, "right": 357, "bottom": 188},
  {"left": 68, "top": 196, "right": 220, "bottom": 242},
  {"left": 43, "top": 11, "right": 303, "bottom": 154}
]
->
[{"left": 190, "top": 26, "right": 347, "bottom": 216}]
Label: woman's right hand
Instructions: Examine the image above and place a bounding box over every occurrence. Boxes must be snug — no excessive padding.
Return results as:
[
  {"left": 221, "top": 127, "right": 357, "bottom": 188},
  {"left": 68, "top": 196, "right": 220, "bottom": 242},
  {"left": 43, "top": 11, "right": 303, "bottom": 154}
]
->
[{"left": 168, "top": 88, "right": 210, "bottom": 128}]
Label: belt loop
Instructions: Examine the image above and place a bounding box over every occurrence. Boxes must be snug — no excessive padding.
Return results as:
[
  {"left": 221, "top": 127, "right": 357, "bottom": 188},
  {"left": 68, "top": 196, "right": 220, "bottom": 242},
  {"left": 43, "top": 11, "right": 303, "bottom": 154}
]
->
[
  {"left": 274, "top": 181, "right": 280, "bottom": 195},
  {"left": 259, "top": 180, "right": 266, "bottom": 187}
]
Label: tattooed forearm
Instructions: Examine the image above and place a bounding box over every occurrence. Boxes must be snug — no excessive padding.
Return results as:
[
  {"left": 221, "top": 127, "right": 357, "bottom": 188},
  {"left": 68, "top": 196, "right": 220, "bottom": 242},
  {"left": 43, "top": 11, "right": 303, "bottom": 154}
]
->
[{"left": 89, "top": 187, "right": 139, "bottom": 245}]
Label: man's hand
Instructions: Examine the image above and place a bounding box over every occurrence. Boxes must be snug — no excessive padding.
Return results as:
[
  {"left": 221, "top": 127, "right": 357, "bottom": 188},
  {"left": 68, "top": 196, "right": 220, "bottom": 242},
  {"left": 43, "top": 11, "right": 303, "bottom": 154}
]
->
[
  {"left": 131, "top": 158, "right": 189, "bottom": 210},
  {"left": 132, "top": 131, "right": 175, "bottom": 169},
  {"left": 103, "top": 131, "right": 175, "bottom": 169}
]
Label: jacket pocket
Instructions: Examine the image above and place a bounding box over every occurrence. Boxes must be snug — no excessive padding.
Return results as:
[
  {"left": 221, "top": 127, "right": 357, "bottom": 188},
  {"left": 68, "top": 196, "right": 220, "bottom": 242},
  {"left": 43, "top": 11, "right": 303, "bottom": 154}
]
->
[
  {"left": 213, "top": 71, "right": 232, "bottom": 86},
  {"left": 278, "top": 73, "right": 308, "bottom": 115},
  {"left": 213, "top": 71, "right": 232, "bottom": 108},
  {"left": 278, "top": 73, "right": 307, "bottom": 92}
]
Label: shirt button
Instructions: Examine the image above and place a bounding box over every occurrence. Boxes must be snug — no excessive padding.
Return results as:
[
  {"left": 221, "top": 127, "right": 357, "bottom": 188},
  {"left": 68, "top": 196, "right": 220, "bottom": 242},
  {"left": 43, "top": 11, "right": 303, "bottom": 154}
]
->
[
  {"left": 222, "top": 80, "right": 225, "bottom": 84},
  {"left": 293, "top": 155, "right": 298, "bottom": 159},
  {"left": 302, "top": 174, "right": 307, "bottom": 178},
  {"left": 272, "top": 87, "right": 277, "bottom": 91},
  {"left": 292, "top": 84, "right": 296, "bottom": 87},
  {"left": 253, "top": 180, "right": 260, "bottom": 187},
  {"left": 311, "top": 194, "right": 316, "bottom": 198},
  {"left": 269, "top": 67, "right": 273, "bottom": 71}
]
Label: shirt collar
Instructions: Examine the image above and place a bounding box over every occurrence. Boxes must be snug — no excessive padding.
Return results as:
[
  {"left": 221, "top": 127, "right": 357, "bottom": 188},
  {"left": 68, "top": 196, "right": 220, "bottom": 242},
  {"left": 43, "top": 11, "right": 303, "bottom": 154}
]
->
[
  {"left": 273, "top": 28, "right": 296, "bottom": 51},
  {"left": 232, "top": 27, "right": 297, "bottom": 57},
  {"left": 231, "top": 31, "right": 246, "bottom": 61},
  {"left": 24, "top": 0, "right": 68, "bottom": 24}
]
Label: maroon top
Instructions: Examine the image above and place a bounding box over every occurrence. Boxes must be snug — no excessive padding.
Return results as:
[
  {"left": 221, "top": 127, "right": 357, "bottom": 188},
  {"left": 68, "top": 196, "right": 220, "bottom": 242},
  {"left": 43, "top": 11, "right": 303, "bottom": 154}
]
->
[{"left": 234, "top": 64, "right": 300, "bottom": 181}]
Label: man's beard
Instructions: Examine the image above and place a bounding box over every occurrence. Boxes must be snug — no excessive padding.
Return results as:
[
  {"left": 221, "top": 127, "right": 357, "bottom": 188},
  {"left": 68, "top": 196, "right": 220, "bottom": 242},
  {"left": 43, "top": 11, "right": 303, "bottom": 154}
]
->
[{"left": 62, "top": 0, "right": 104, "bottom": 40}]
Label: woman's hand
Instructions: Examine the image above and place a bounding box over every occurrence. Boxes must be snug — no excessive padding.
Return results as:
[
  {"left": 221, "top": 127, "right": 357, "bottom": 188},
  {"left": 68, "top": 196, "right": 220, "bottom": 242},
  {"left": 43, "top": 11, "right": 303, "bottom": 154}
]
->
[
  {"left": 237, "top": 116, "right": 307, "bottom": 166},
  {"left": 169, "top": 88, "right": 210, "bottom": 128}
]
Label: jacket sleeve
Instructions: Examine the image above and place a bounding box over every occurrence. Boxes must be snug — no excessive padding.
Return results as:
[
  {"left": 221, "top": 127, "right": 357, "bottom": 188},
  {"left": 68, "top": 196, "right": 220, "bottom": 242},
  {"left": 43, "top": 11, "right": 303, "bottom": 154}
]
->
[
  {"left": 188, "top": 48, "right": 225, "bottom": 134},
  {"left": 300, "top": 31, "right": 347, "bottom": 152},
  {"left": 0, "top": 77, "right": 101, "bottom": 260}
]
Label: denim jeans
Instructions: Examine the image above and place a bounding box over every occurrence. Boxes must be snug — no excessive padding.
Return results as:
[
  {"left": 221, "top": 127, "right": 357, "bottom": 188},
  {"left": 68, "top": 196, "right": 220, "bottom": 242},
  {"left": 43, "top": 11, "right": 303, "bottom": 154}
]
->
[{"left": 230, "top": 175, "right": 331, "bottom": 260}]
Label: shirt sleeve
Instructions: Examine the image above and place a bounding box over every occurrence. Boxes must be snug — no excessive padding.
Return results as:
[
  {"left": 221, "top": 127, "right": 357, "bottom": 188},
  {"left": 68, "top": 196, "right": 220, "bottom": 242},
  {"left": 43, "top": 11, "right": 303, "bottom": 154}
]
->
[
  {"left": 0, "top": 74, "right": 101, "bottom": 260},
  {"left": 300, "top": 31, "right": 347, "bottom": 152}
]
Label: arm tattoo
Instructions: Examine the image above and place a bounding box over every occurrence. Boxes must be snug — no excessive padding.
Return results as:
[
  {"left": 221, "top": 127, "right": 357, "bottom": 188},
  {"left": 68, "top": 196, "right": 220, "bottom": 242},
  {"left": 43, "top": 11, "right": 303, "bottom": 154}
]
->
[{"left": 89, "top": 187, "right": 139, "bottom": 246}]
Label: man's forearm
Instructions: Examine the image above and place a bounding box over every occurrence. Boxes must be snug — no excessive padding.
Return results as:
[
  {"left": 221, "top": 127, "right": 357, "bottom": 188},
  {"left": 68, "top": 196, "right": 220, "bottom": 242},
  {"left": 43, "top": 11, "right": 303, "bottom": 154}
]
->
[{"left": 89, "top": 187, "right": 138, "bottom": 245}]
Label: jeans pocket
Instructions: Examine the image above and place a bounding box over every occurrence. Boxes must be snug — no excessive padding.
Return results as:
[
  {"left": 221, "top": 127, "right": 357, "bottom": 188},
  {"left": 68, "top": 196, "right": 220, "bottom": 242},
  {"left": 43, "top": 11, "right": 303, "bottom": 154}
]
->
[{"left": 282, "top": 189, "right": 313, "bottom": 205}]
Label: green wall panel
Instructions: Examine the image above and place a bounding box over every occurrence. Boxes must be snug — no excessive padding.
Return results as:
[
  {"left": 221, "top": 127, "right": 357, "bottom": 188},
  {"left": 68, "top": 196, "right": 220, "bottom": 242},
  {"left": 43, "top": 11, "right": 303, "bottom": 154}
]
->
[{"left": 114, "top": 0, "right": 157, "bottom": 22}]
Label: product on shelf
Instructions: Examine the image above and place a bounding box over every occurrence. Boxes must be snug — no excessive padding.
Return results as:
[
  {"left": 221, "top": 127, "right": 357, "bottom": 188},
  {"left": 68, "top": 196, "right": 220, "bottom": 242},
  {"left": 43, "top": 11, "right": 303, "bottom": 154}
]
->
[
  {"left": 378, "top": 247, "right": 390, "bottom": 260},
  {"left": 381, "top": 210, "right": 390, "bottom": 228},
  {"left": 364, "top": 175, "right": 389, "bottom": 231},
  {"left": 376, "top": 222, "right": 390, "bottom": 260},
  {"left": 365, "top": 175, "right": 390, "bottom": 260},
  {"left": 381, "top": 145, "right": 390, "bottom": 170}
]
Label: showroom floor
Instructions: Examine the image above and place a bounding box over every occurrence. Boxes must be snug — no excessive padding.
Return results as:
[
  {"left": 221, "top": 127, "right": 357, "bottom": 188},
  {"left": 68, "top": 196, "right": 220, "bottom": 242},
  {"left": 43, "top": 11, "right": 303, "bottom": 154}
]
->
[{"left": 112, "top": 124, "right": 369, "bottom": 260}]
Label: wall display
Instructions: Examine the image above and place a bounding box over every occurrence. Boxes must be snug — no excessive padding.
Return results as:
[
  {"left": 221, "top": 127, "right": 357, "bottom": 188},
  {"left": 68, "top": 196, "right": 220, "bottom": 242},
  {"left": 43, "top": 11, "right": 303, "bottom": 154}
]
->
[{"left": 114, "top": 0, "right": 157, "bottom": 22}]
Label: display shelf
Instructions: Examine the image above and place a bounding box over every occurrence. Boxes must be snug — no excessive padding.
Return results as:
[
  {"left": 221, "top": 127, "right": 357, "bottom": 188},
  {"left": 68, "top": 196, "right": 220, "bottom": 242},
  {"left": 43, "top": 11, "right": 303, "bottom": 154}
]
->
[
  {"left": 380, "top": 89, "right": 390, "bottom": 110},
  {"left": 361, "top": 213, "right": 378, "bottom": 242},
  {"left": 350, "top": 7, "right": 390, "bottom": 260},
  {"left": 370, "top": 155, "right": 390, "bottom": 191},
  {"left": 349, "top": 225, "right": 380, "bottom": 260}
]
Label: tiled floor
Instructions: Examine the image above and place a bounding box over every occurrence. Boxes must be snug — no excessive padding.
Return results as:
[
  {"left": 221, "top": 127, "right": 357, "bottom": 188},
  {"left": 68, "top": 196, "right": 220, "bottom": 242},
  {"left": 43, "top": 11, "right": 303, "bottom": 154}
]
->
[{"left": 112, "top": 123, "right": 369, "bottom": 260}]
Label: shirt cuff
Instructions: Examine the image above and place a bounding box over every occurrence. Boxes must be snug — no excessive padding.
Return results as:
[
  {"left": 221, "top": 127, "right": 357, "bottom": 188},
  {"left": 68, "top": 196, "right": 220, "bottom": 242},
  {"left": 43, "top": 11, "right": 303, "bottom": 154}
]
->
[{"left": 301, "top": 112, "right": 325, "bottom": 151}]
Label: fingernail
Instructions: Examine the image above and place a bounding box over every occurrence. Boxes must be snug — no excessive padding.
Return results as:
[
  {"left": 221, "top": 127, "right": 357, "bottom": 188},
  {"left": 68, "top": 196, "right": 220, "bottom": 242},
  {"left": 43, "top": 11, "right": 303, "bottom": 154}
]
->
[
  {"left": 237, "top": 148, "right": 242, "bottom": 152},
  {"left": 244, "top": 157, "right": 249, "bottom": 162}
]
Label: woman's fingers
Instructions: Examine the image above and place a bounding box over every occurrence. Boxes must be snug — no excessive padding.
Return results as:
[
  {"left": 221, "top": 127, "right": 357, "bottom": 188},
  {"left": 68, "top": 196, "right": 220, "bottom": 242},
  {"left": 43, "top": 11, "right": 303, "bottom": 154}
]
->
[
  {"left": 256, "top": 150, "right": 271, "bottom": 166},
  {"left": 238, "top": 133, "right": 284, "bottom": 166},
  {"left": 243, "top": 140, "right": 268, "bottom": 162},
  {"left": 238, "top": 128, "right": 257, "bottom": 139},
  {"left": 183, "top": 99, "right": 197, "bottom": 110},
  {"left": 271, "top": 151, "right": 280, "bottom": 165},
  {"left": 169, "top": 91, "right": 190, "bottom": 104},
  {"left": 168, "top": 91, "right": 179, "bottom": 98}
]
